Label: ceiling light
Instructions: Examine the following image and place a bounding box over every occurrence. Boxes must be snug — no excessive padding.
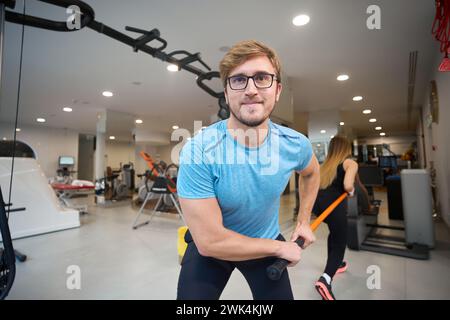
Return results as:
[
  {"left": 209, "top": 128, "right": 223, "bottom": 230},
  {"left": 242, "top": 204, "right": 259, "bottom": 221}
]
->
[
  {"left": 339, "top": 122, "right": 345, "bottom": 126},
  {"left": 36, "top": 118, "right": 46, "bottom": 123},
  {"left": 292, "top": 14, "right": 310, "bottom": 26},
  {"left": 330, "top": 135, "right": 334, "bottom": 139},
  {"left": 369, "top": 118, "right": 377, "bottom": 123},
  {"left": 15, "top": 128, "right": 21, "bottom": 132},
  {"left": 320, "top": 130, "right": 326, "bottom": 134},
  {"left": 172, "top": 125, "right": 179, "bottom": 130},
  {"left": 380, "top": 132, "right": 386, "bottom": 136},
  {"left": 363, "top": 109, "right": 372, "bottom": 114},
  {"left": 102, "top": 91, "right": 113, "bottom": 97},
  {"left": 135, "top": 119, "right": 143, "bottom": 124},
  {"left": 375, "top": 126, "right": 382, "bottom": 130},
  {"left": 109, "top": 136, "right": 116, "bottom": 140},
  {"left": 353, "top": 96, "right": 363, "bottom": 101},
  {"left": 337, "top": 74, "right": 349, "bottom": 81},
  {"left": 63, "top": 107, "right": 72, "bottom": 112},
  {"left": 317, "top": 144, "right": 321, "bottom": 147},
  {"left": 167, "top": 64, "right": 179, "bottom": 72}
]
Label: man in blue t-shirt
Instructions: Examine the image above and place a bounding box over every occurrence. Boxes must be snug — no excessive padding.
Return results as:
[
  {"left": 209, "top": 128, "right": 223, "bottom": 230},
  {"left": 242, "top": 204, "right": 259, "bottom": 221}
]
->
[{"left": 177, "top": 40, "right": 320, "bottom": 300}]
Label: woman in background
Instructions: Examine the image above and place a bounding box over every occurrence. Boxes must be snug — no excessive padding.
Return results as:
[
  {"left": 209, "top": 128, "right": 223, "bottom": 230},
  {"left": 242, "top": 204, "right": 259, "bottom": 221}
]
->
[{"left": 313, "top": 136, "right": 358, "bottom": 300}]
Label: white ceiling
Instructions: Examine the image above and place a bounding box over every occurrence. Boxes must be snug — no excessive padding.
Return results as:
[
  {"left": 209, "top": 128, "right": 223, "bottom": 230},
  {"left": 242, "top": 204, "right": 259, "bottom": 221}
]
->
[{"left": 0, "top": 0, "right": 439, "bottom": 140}]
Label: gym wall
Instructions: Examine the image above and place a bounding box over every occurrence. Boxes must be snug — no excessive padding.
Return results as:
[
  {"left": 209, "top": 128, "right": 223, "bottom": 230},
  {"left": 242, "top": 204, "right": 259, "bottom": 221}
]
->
[
  {"left": 420, "top": 49, "right": 450, "bottom": 227},
  {"left": 105, "top": 140, "right": 135, "bottom": 170},
  {"left": 0, "top": 122, "right": 79, "bottom": 179}
]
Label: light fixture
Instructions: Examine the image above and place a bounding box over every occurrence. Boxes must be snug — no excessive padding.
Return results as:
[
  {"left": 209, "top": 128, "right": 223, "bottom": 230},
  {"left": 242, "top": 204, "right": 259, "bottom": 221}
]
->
[
  {"left": 15, "top": 128, "right": 21, "bottom": 132},
  {"left": 63, "top": 107, "right": 72, "bottom": 112},
  {"left": 330, "top": 135, "right": 334, "bottom": 139},
  {"left": 363, "top": 109, "right": 372, "bottom": 114},
  {"left": 2, "top": 137, "right": 6, "bottom": 141},
  {"left": 172, "top": 125, "right": 179, "bottom": 130},
  {"left": 109, "top": 136, "right": 116, "bottom": 140},
  {"left": 292, "top": 14, "right": 310, "bottom": 26},
  {"left": 135, "top": 119, "right": 143, "bottom": 124},
  {"left": 36, "top": 118, "right": 46, "bottom": 123},
  {"left": 352, "top": 96, "right": 363, "bottom": 101},
  {"left": 167, "top": 64, "right": 179, "bottom": 72},
  {"left": 375, "top": 126, "right": 382, "bottom": 130},
  {"left": 320, "top": 129, "right": 326, "bottom": 134},
  {"left": 339, "top": 122, "right": 345, "bottom": 126},
  {"left": 369, "top": 118, "right": 377, "bottom": 123},
  {"left": 380, "top": 132, "right": 386, "bottom": 136},
  {"left": 102, "top": 91, "right": 113, "bottom": 97},
  {"left": 317, "top": 144, "right": 321, "bottom": 147},
  {"left": 337, "top": 74, "right": 349, "bottom": 81}
]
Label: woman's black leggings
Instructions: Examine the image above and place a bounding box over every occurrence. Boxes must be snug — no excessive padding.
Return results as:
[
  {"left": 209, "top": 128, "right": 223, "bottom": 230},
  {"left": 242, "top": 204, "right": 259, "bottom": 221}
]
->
[{"left": 313, "top": 193, "right": 348, "bottom": 279}]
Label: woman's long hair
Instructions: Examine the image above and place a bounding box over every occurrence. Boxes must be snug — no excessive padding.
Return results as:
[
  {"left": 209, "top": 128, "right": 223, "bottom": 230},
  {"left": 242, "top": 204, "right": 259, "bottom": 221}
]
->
[{"left": 320, "top": 136, "right": 352, "bottom": 189}]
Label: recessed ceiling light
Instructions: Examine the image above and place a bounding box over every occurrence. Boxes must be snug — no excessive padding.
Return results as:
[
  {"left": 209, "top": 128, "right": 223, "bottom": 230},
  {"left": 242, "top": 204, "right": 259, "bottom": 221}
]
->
[
  {"left": 15, "top": 128, "right": 21, "bottom": 132},
  {"left": 172, "top": 125, "right": 179, "bottom": 130},
  {"left": 337, "top": 74, "right": 349, "bottom": 81},
  {"left": 102, "top": 91, "right": 113, "bottom": 97},
  {"left": 109, "top": 136, "right": 116, "bottom": 140},
  {"left": 369, "top": 118, "right": 377, "bottom": 123},
  {"left": 363, "top": 109, "right": 372, "bottom": 114},
  {"left": 340, "top": 122, "right": 345, "bottom": 126},
  {"left": 36, "top": 118, "right": 46, "bottom": 123},
  {"left": 320, "top": 130, "right": 326, "bottom": 134},
  {"left": 63, "top": 107, "right": 72, "bottom": 112},
  {"left": 167, "top": 64, "right": 179, "bottom": 72},
  {"left": 353, "top": 96, "right": 363, "bottom": 101},
  {"left": 292, "top": 14, "right": 310, "bottom": 26},
  {"left": 375, "top": 126, "right": 382, "bottom": 130},
  {"left": 135, "top": 119, "right": 143, "bottom": 124},
  {"left": 380, "top": 132, "right": 386, "bottom": 136}
]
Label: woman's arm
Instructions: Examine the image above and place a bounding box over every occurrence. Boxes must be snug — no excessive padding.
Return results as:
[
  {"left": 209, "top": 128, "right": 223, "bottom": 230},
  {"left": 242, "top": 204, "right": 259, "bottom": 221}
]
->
[{"left": 342, "top": 159, "right": 359, "bottom": 194}]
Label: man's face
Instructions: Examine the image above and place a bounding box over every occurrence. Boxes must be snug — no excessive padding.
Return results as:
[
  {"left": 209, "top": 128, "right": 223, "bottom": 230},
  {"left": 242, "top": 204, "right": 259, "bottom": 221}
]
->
[{"left": 224, "top": 56, "right": 282, "bottom": 127}]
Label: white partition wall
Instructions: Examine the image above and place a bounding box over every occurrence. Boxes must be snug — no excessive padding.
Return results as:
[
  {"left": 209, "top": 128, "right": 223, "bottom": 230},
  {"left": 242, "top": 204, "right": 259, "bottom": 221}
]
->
[{"left": 0, "top": 157, "right": 80, "bottom": 240}]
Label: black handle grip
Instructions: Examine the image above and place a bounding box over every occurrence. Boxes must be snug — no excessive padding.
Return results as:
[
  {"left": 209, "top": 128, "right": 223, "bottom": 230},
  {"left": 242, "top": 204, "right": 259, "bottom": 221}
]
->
[{"left": 266, "top": 238, "right": 305, "bottom": 281}]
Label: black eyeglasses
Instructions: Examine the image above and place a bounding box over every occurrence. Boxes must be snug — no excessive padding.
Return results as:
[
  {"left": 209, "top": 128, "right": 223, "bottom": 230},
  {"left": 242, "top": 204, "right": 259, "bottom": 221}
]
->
[{"left": 227, "top": 73, "right": 278, "bottom": 90}]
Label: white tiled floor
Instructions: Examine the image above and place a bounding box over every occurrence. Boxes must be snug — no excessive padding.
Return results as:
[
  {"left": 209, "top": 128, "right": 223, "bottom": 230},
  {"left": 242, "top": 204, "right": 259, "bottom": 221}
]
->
[{"left": 6, "top": 192, "right": 450, "bottom": 300}]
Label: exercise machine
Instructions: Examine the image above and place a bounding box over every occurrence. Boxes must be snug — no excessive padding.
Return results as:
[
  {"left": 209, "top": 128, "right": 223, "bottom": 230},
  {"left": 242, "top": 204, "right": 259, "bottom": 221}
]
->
[
  {"left": 347, "top": 166, "right": 433, "bottom": 260},
  {"left": 132, "top": 152, "right": 184, "bottom": 229},
  {"left": 0, "top": 185, "right": 29, "bottom": 299},
  {"left": 51, "top": 156, "right": 94, "bottom": 214}
]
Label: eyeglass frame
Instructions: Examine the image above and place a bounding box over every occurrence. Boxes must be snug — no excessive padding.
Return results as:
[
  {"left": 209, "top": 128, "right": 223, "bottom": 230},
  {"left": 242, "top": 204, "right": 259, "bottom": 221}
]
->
[{"left": 226, "top": 73, "right": 280, "bottom": 90}]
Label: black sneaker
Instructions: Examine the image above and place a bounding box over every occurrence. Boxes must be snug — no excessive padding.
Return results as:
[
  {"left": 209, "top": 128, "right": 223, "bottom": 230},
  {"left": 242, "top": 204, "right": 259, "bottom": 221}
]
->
[{"left": 315, "top": 276, "right": 336, "bottom": 300}]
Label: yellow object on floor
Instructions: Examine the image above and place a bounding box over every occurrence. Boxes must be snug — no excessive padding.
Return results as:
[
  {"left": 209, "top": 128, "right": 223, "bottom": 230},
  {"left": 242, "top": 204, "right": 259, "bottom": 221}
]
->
[{"left": 177, "top": 226, "right": 188, "bottom": 264}]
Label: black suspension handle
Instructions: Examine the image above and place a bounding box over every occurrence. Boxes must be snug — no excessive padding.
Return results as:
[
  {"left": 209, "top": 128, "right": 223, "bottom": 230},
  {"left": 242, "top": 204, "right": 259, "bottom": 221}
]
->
[{"left": 266, "top": 238, "right": 305, "bottom": 281}]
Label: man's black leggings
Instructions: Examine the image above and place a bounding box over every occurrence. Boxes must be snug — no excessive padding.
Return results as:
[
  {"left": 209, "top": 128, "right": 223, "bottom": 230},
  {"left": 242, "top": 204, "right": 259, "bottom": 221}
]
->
[
  {"left": 313, "top": 193, "right": 348, "bottom": 279},
  {"left": 177, "top": 231, "right": 294, "bottom": 300}
]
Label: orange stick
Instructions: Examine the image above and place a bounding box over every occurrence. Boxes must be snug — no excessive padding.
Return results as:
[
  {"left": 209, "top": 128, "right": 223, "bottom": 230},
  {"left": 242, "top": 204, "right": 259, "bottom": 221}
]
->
[{"left": 310, "top": 192, "right": 348, "bottom": 231}]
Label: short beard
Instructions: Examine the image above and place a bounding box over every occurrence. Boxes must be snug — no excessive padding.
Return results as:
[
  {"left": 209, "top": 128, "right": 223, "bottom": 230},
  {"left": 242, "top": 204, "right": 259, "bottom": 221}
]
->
[{"left": 229, "top": 104, "right": 274, "bottom": 127}]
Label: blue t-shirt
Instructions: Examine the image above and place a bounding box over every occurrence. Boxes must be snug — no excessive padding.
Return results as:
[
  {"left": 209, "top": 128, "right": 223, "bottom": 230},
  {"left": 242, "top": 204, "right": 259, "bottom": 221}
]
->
[{"left": 177, "top": 119, "right": 313, "bottom": 240}]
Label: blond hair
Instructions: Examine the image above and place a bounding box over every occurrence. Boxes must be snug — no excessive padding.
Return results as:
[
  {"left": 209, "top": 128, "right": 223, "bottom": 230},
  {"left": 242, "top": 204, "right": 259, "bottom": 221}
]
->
[
  {"left": 219, "top": 40, "right": 281, "bottom": 87},
  {"left": 320, "top": 136, "right": 352, "bottom": 189}
]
